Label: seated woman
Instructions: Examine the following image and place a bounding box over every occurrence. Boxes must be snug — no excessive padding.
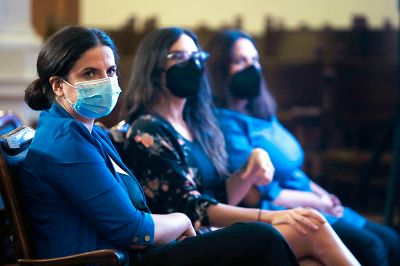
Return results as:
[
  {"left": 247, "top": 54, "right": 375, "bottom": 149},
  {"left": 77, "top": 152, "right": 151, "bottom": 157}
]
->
[
  {"left": 206, "top": 29, "right": 400, "bottom": 266},
  {"left": 120, "top": 26, "right": 359, "bottom": 266},
  {"left": 19, "top": 25, "right": 302, "bottom": 266}
]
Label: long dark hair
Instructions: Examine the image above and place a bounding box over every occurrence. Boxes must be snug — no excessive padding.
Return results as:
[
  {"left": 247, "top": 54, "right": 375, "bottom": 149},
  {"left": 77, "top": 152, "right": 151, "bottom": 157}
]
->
[
  {"left": 120, "top": 27, "right": 228, "bottom": 176},
  {"left": 207, "top": 29, "right": 276, "bottom": 120},
  {"left": 25, "top": 25, "right": 118, "bottom": 111}
]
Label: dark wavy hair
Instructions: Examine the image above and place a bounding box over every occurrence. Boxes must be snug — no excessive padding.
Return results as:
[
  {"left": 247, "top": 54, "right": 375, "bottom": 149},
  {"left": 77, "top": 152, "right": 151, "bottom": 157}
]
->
[
  {"left": 207, "top": 29, "right": 276, "bottom": 120},
  {"left": 25, "top": 25, "right": 118, "bottom": 111},
  {"left": 120, "top": 27, "right": 228, "bottom": 176}
]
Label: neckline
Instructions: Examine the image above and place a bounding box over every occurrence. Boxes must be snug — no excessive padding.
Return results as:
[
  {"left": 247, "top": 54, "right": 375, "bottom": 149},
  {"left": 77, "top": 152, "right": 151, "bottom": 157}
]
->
[{"left": 147, "top": 113, "right": 194, "bottom": 143}]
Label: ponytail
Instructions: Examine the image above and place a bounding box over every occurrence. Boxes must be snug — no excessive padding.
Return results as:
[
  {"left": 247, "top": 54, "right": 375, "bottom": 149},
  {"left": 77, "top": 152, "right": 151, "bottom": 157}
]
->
[{"left": 24, "top": 79, "right": 52, "bottom": 110}]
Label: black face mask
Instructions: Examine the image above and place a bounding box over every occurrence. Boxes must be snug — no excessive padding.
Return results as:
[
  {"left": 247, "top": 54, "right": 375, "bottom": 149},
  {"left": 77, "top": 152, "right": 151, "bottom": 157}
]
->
[
  {"left": 229, "top": 65, "right": 261, "bottom": 99},
  {"left": 166, "top": 58, "right": 204, "bottom": 98}
]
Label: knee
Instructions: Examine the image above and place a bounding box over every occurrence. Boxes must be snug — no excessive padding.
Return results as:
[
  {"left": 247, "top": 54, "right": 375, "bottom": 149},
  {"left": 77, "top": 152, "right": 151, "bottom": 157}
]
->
[
  {"left": 240, "top": 222, "right": 286, "bottom": 243},
  {"left": 229, "top": 222, "right": 290, "bottom": 248},
  {"left": 359, "top": 233, "right": 388, "bottom": 264},
  {"left": 367, "top": 235, "right": 387, "bottom": 255},
  {"left": 232, "top": 222, "right": 298, "bottom": 265}
]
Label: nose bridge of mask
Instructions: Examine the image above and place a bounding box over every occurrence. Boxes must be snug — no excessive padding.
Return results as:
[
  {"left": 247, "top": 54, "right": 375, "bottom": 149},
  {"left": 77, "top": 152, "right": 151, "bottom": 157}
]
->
[
  {"left": 187, "top": 57, "right": 203, "bottom": 71},
  {"left": 174, "top": 56, "right": 203, "bottom": 70},
  {"left": 193, "top": 58, "right": 202, "bottom": 68},
  {"left": 190, "top": 53, "right": 205, "bottom": 68}
]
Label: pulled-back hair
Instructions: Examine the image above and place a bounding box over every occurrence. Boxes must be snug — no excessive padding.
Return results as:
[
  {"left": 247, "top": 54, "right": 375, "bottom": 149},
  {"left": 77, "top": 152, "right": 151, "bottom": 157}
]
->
[
  {"left": 25, "top": 26, "right": 118, "bottom": 110},
  {"left": 120, "top": 27, "right": 228, "bottom": 177},
  {"left": 207, "top": 29, "right": 276, "bottom": 120}
]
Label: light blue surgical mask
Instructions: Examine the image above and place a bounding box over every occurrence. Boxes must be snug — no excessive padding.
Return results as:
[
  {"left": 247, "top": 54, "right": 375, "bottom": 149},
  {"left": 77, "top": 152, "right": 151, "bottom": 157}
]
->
[{"left": 62, "top": 76, "right": 121, "bottom": 119}]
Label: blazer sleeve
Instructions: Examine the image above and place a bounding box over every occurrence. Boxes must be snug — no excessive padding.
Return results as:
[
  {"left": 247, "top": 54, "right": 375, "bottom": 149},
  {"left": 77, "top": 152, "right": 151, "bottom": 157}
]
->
[{"left": 122, "top": 116, "right": 218, "bottom": 228}]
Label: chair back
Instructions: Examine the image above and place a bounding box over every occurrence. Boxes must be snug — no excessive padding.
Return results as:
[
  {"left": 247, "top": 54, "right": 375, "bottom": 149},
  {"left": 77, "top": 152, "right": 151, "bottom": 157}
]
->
[
  {"left": 109, "top": 120, "right": 129, "bottom": 144},
  {"left": 0, "top": 126, "right": 35, "bottom": 259},
  {"left": 96, "top": 120, "right": 129, "bottom": 155},
  {"left": 0, "top": 111, "right": 23, "bottom": 210},
  {"left": 0, "top": 111, "right": 23, "bottom": 135}
]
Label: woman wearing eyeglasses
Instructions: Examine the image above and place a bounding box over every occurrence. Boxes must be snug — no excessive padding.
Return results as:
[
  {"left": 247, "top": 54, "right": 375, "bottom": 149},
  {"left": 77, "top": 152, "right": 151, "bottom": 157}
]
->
[{"left": 120, "top": 27, "right": 360, "bottom": 265}]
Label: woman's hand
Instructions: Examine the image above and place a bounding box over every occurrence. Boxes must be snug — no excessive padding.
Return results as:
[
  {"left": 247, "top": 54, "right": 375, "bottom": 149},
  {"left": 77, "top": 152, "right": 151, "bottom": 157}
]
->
[
  {"left": 176, "top": 220, "right": 197, "bottom": 241},
  {"left": 318, "top": 194, "right": 344, "bottom": 218},
  {"left": 262, "top": 207, "right": 326, "bottom": 235},
  {"left": 241, "top": 148, "right": 274, "bottom": 186},
  {"left": 152, "top": 212, "right": 196, "bottom": 245},
  {"left": 227, "top": 148, "right": 274, "bottom": 205}
]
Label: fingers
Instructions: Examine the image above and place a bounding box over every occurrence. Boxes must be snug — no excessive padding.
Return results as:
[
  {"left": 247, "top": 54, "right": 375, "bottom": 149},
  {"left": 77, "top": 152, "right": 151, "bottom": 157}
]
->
[
  {"left": 331, "top": 205, "right": 344, "bottom": 217},
  {"left": 292, "top": 212, "right": 320, "bottom": 232},
  {"left": 298, "top": 207, "right": 326, "bottom": 224},
  {"left": 271, "top": 213, "right": 307, "bottom": 235},
  {"left": 186, "top": 224, "right": 197, "bottom": 237},
  {"left": 287, "top": 217, "right": 308, "bottom": 235},
  {"left": 241, "top": 153, "right": 275, "bottom": 184},
  {"left": 330, "top": 194, "right": 342, "bottom": 205},
  {"left": 240, "top": 160, "right": 253, "bottom": 180},
  {"left": 254, "top": 168, "right": 274, "bottom": 185},
  {"left": 177, "top": 225, "right": 196, "bottom": 242}
]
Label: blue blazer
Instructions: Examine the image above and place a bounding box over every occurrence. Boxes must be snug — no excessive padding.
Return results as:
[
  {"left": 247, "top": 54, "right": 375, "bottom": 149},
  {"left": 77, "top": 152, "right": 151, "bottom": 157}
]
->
[{"left": 19, "top": 104, "right": 154, "bottom": 259}]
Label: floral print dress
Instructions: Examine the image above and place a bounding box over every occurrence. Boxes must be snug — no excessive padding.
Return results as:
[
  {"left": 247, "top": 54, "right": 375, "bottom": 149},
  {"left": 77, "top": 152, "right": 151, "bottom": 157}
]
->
[{"left": 122, "top": 114, "right": 227, "bottom": 231}]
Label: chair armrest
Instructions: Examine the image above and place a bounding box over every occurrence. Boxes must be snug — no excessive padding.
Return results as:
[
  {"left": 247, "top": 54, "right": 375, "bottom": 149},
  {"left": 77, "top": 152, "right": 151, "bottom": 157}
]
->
[{"left": 17, "top": 249, "right": 125, "bottom": 266}]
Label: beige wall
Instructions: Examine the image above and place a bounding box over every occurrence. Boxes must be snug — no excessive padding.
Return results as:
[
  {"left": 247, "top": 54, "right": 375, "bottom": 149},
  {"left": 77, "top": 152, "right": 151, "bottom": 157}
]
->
[{"left": 81, "top": 0, "right": 399, "bottom": 33}]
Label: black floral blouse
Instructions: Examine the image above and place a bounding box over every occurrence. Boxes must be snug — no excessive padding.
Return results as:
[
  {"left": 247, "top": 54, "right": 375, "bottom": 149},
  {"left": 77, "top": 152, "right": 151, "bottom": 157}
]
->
[{"left": 122, "top": 114, "right": 227, "bottom": 230}]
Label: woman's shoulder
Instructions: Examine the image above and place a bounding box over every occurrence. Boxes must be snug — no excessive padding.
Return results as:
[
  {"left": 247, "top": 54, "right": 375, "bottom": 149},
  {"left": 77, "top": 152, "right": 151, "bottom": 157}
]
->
[
  {"left": 38, "top": 104, "right": 91, "bottom": 137},
  {"left": 217, "top": 108, "right": 278, "bottom": 125},
  {"left": 129, "top": 113, "right": 174, "bottom": 135},
  {"left": 216, "top": 108, "right": 251, "bottom": 122},
  {"left": 124, "top": 113, "right": 184, "bottom": 158},
  {"left": 31, "top": 110, "right": 96, "bottom": 161},
  {"left": 216, "top": 108, "right": 255, "bottom": 129}
]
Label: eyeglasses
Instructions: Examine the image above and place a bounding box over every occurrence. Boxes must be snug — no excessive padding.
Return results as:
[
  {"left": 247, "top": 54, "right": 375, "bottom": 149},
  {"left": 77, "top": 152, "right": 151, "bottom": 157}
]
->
[{"left": 166, "top": 50, "right": 209, "bottom": 65}]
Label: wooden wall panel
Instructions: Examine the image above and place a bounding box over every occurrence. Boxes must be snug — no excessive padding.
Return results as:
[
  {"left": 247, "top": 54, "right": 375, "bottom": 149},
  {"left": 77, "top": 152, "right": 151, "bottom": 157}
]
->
[{"left": 32, "top": 0, "right": 79, "bottom": 38}]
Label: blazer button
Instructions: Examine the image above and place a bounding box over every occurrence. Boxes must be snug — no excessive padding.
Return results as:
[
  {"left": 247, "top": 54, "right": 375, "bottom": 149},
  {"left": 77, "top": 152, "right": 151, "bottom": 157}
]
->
[{"left": 144, "top": 235, "right": 151, "bottom": 242}]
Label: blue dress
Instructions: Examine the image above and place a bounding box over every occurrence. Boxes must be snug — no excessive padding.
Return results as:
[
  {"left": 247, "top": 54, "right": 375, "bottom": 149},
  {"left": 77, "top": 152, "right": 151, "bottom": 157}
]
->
[
  {"left": 217, "top": 108, "right": 366, "bottom": 227},
  {"left": 19, "top": 104, "right": 154, "bottom": 259}
]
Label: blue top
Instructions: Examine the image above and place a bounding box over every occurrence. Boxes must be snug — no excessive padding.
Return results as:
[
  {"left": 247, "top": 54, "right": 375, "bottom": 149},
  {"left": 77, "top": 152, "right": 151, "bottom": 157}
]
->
[
  {"left": 217, "top": 108, "right": 366, "bottom": 227},
  {"left": 184, "top": 140, "right": 220, "bottom": 197},
  {"left": 19, "top": 104, "right": 154, "bottom": 259}
]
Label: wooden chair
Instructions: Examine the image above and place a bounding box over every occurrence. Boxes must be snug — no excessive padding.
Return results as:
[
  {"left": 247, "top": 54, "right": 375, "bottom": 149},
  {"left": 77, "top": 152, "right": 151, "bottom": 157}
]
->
[
  {"left": 0, "top": 126, "right": 125, "bottom": 265},
  {"left": 95, "top": 120, "right": 129, "bottom": 155},
  {"left": 0, "top": 111, "right": 24, "bottom": 263},
  {"left": 109, "top": 121, "right": 129, "bottom": 144},
  {"left": 0, "top": 110, "right": 23, "bottom": 209}
]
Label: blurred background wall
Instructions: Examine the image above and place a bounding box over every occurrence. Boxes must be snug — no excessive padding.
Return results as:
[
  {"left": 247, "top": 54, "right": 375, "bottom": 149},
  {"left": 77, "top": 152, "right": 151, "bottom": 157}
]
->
[{"left": 80, "top": 0, "right": 398, "bottom": 33}]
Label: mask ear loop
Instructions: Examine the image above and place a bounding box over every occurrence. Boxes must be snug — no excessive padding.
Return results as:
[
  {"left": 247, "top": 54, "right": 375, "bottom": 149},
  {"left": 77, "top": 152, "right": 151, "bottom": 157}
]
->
[
  {"left": 60, "top": 78, "right": 75, "bottom": 89},
  {"left": 151, "top": 67, "right": 165, "bottom": 90},
  {"left": 59, "top": 78, "right": 76, "bottom": 106},
  {"left": 64, "top": 96, "right": 74, "bottom": 106}
]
